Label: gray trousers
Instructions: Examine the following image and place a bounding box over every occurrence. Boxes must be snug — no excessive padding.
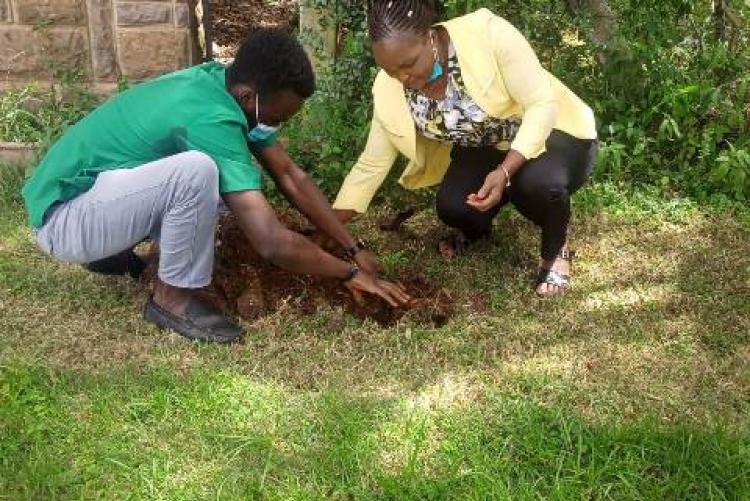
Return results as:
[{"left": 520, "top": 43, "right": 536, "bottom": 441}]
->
[{"left": 35, "top": 151, "right": 221, "bottom": 288}]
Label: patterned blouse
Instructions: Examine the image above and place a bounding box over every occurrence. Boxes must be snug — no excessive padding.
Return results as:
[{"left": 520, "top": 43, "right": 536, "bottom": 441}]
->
[{"left": 406, "top": 43, "right": 522, "bottom": 148}]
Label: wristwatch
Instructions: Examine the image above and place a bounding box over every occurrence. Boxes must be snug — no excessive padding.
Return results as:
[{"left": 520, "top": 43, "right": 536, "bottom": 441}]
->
[
  {"left": 343, "top": 263, "right": 360, "bottom": 282},
  {"left": 345, "top": 239, "right": 366, "bottom": 260}
]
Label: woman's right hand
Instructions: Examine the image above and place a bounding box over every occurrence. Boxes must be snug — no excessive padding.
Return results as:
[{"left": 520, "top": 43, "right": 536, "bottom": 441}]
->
[
  {"left": 345, "top": 270, "right": 411, "bottom": 307},
  {"left": 334, "top": 209, "right": 358, "bottom": 224},
  {"left": 310, "top": 209, "right": 359, "bottom": 251}
]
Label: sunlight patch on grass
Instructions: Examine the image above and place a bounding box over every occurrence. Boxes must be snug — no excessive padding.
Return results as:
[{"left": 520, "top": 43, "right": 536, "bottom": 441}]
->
[
  {"left": 1, "top": 171, "right": 749, "bottom": 499},
  {"left": 0, "top": 213, "right": 32, "bottom": 251},
  {"left": 555, "top": 338, "right": 749, "bottom": 423},
  {"left": 580, "top": 284, "right": 674, "bottom": 312},
  {"left": 501, "top": 346, "right": 579, "bottom": 380},
  {"left": 404, "top": 373, "right": 480, "bottom": 413}
]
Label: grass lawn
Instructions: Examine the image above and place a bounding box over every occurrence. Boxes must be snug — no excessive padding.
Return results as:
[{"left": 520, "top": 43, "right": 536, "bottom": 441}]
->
[{"left": 1, "top": 164, "right": 748, "bottom": 500}]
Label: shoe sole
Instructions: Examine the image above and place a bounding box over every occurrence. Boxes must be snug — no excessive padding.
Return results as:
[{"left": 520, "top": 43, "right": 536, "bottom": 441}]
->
[{"left": 143, "top": 301, "right": 241, "bottom": 344}]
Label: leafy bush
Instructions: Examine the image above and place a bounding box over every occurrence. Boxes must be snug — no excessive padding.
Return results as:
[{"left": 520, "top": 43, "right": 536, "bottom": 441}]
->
[
  {"left": 0, "top": 77, "right": 97, "bottom": 148},
  {"left": 288, "top": 0, "right": 750, "bottom": 203},
  {"left": 286, "top": 0, "right": 375, "bottom": 199}
]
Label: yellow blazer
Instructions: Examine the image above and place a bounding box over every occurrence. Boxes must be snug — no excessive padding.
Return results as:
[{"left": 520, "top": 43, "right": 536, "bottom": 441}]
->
[{"left": 332, "top": 8, "right": 598, "bottom": 213}]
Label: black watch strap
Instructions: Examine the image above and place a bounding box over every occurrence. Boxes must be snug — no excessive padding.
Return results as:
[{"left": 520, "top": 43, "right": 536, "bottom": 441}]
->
[
  {"left": 345, "top": 240, "right": 366, "bottom": 260},
  {"left": 344, "top": 263, "right": 360, "bottom": 282}
]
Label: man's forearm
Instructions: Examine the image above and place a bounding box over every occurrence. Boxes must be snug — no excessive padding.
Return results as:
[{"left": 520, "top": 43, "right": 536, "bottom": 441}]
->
[
  {"left": 257, "top": 144, "right": 361, "bottom": 251},
  {"left": 224, "top": 189, "right": 354, "bottom": 279},
  {"left": 270, "top": 229, "right": 353, "bottom": 278},
  {"left": 281, "top": 170, "right": 358, "bottom": 250}
]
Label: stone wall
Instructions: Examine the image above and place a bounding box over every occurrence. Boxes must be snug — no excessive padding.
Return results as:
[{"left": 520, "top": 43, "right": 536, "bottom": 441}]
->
[{"left": 0, "top": 0, "right": 199, "bottom": 90}]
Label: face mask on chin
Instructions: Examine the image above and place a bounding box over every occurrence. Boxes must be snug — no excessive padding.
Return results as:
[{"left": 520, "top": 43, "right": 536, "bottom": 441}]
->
[{"left": 247, "top": 92, "right": 279, "bottom": 143}]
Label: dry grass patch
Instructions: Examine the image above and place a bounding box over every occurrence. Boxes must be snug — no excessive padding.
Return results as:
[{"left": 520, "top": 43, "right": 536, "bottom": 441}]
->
[{"left": 1, "top": 186, "right": 748, "bottom": 429}]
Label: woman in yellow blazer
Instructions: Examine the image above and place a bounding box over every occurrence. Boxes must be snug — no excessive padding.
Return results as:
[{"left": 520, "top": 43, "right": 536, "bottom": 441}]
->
[{"left": 332, "top": 1, "right": 598, "bottom": 295}]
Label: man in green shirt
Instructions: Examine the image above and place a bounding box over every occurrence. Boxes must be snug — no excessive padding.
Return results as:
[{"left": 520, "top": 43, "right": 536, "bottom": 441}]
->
[{"left": 22, "top": 30, "right": 409, "bottom": 343}]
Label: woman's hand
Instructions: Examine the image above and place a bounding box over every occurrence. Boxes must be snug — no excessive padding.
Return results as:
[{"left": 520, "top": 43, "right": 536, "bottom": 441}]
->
[
  {"left": 345, "top": 270, "right": 411, "bottom": 307},
  {"left": 354, "top": 249, "right": 383, "bottom": 276},
  {"left": 467, "top": 150, "right": 526, "bottom": 212},
  {"left": 309, "top": 208, "right": 359, "bottom": 251},
  {"left": 466, "top": 167, "right": 509, "bottom": 212}
]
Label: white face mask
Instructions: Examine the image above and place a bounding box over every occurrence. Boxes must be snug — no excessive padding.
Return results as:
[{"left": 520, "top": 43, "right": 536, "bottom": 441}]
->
[{"left": 247, "top": 92, "right": 279, "bottom": 143}]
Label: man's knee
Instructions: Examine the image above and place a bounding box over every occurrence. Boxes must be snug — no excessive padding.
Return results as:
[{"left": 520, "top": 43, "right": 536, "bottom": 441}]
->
[
  {"left": 182, "top": 151, "right": 219, "bottom": 184},
  {"left": 176, "top": 151, "right": 219, "bottom": 200}
]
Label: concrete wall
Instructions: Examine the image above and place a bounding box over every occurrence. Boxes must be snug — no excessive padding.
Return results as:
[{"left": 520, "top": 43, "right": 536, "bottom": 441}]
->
[{"left": 0, "top": 0, "right": 199, "bottom": 91}]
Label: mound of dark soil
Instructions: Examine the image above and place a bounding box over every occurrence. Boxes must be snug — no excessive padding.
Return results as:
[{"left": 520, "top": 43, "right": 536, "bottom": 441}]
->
[{"left": 203, "top": 214, "right": 455, "bottom": 327}]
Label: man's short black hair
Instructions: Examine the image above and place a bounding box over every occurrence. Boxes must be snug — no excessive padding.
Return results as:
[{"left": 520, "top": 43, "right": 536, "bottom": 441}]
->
[{"left": 227, "top": 29, "right": 316, "bottom": 98}]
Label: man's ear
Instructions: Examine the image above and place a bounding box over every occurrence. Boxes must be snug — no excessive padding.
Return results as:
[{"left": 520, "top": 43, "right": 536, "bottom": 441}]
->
[{"left": 230, "top": 83, "right": 256, "bottom": 107}]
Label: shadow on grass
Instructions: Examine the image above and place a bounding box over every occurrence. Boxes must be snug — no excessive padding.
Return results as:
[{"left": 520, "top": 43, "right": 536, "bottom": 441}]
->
[
  {"left": 1, "top": 362, "right": 748, "bottom": 500},
  {"left": 1, "top": 168, "right": 748, "bottom": 430},
  {"left": 672, "top": 218, "right": 750, "bottom": 354}
]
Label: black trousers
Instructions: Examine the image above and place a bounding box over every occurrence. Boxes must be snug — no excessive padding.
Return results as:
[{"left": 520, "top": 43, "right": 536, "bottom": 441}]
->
[{"left": 436, "top": 130, "right": 598, "bottom": 261}]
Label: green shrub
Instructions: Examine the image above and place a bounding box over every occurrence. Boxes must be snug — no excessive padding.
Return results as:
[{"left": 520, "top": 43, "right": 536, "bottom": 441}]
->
[
  {"left": 0, "top": 77, "right": 97, "bottom": 147},
  {"left": 289, "top": 0, "right": 750, "bottom": 203}
]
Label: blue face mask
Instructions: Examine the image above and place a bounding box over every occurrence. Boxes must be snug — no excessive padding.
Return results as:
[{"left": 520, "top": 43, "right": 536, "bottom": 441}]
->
[{"left": 247, "top": 93, "right": 279, "bottom": 143}]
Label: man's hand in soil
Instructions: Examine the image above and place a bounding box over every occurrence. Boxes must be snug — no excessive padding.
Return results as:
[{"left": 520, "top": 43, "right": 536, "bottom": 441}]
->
[
  {"left": 345, "top": 270, "right": 411, "bottom": 308},
  {"left": 224, "top": 190, "right": 408, "bottom": 310}
]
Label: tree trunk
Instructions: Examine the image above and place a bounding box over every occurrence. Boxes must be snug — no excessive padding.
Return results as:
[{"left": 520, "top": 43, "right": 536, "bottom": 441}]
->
[
  {"left": 567, "top": 0, "right": 622, "bottom": 68},
  {"left": 714, "top": 0, "right": 727, "bottom": 41},
  {"left": 299, "top": 1, "right": 338, "bottom": 72},
  {"left": 715, "top": 0, "right": 744, "bottom": 50}
]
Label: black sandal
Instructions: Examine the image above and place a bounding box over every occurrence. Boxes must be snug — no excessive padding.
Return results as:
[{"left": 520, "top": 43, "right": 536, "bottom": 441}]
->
[
  {"left": 437, "top": 232, "right": 473, "bottom": 259},
  {"left": 536, "top": 249, "right": 575, "bottom": 294},
  {"left": 379, "top": 207, "right": 416, "bottom": 232}
]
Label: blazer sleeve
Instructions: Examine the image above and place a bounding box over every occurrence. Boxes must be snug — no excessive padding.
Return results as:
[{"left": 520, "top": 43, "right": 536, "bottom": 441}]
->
[
  {"left": 332, "top": 115, "right": 399, "bottom": 213},
  {"left": 489, "top": 15, "right": 558, "bottom": 159}
]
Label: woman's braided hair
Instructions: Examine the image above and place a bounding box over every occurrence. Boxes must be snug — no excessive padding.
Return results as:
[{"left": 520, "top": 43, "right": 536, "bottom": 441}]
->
[{"left": 368, "top": 0, "right": 438, "bottom": 42}]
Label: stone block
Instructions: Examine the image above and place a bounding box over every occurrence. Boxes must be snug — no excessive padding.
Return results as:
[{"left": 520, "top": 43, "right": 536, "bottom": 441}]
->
[
  {"left": 116, "top": 1, "right": 172, "bottom": 25},
  {"left": 174, "top": 3, "right": 189, "bottom": 28},
  {"left": 1, "top": 1, "right": 11, "bottom": 23},
  {"left": 14, "top": 0, "right": 85, "bottom": 25},
  {"left": 0, "top": 25, "right": 89, "bottom": 77},
  {"left": 0, "top": 142, "right": 36, "bottom": 165},
  {"left": 117, "top": 28, "right": 188, "bottom": 80},
  {"left": 86, "top": 0, "right": 117, "bottom": 80}
]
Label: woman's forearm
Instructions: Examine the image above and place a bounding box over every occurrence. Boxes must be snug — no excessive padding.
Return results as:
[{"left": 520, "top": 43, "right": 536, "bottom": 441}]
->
[{"left": 498, "top": 149, "right": 527, "bottom": 178}]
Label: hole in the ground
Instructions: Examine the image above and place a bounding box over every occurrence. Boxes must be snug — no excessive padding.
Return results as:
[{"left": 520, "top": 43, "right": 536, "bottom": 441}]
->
[{"left": 144, "top": 212, "right": 456, "bottom": 328}]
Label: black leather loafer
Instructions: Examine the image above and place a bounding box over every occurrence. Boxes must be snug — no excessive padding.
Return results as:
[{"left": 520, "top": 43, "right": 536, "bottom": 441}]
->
[
  {"left": 84, "top": 249, "right": 147, "bottom": 279},
  {"left": 143, "top": 297, "right": 243, "bottom": 343}
]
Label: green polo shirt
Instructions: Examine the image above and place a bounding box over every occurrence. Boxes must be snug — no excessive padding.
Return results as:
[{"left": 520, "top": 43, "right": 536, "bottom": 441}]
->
[{"left": 22, "top": 62, "right": 276, "bottom": 228}]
